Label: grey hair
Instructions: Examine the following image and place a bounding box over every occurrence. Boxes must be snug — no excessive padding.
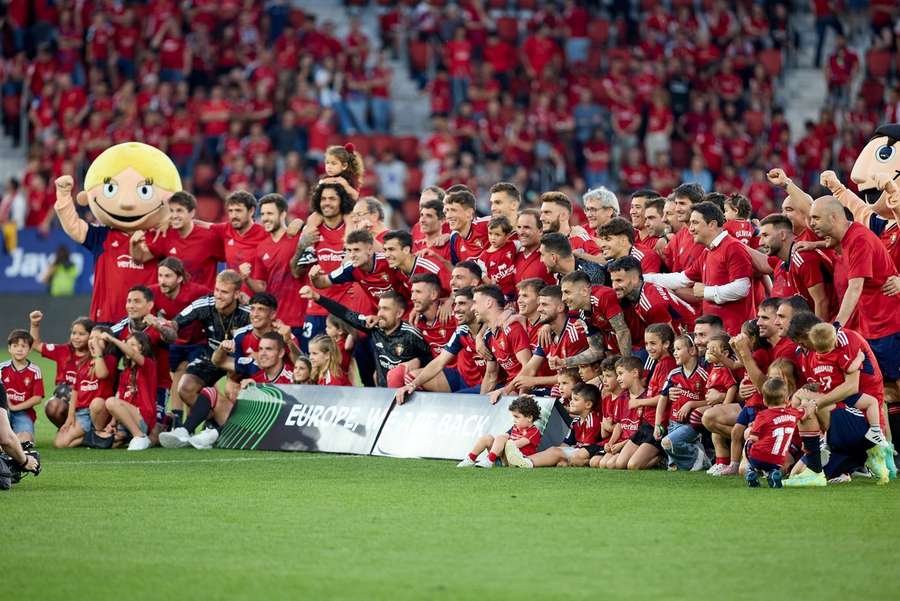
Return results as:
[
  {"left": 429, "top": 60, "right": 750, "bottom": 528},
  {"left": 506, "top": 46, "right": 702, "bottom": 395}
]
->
[{"left": 583, "top": 187, "right": 619, "bottom": 216}]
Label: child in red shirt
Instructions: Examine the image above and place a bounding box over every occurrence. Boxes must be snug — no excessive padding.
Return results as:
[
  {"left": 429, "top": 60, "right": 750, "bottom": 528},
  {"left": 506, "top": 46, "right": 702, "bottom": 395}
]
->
[
  {"left": 100, "top": 331, "right": 157, "bottom": 451},
  {"left": 722, "top": 193, "right": 759, "bottom": 248},
  {"left": 325, "top": 314, "right": 357, "bottom": 376},
  {"left": 309, "top": 335, "right": 351, "bottom": 386},
  {"left": 458, "top": 396, "right": 542, "bottom": 468},
  {"left": 477, "top": 215, "right": 518, "bottom": 302},
  {"left": 320, "top": 144, "right": 363, "bottom": 201},
  {"left": 292, "top": 357, "right": 312, "bottom": 384},
  {"left": 744, "top": 377, "right": 802, "bottom": 488}
]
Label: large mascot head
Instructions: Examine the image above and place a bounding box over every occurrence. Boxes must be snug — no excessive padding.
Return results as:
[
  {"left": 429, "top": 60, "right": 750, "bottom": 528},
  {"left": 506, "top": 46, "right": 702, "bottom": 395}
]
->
[
  {"left": 851, "top": 123, "right": 900, "bottom": 206},
  {"left": 80, "top": 142, "right": 181, "bottom": 232}
]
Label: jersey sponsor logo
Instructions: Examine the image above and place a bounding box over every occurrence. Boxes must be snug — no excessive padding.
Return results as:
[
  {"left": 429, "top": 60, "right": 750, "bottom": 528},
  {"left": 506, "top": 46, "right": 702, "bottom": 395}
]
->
[
  {"left": 317, "top": 250, "right": 346, "bottom": 263},
  {"left": 80, "top": 380, "right": 100, "bottom": 392},
  {"left": 116, "top": 254, "right": 145, "bottom": 270}
]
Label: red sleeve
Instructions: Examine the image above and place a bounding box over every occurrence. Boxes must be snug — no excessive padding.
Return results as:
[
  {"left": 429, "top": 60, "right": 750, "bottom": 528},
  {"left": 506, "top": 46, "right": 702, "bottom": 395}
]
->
[
  {"left": 202, "top": 227, "right": 226, "bottom": 262},
  {"left": 599, "top": 287, "right": 623, "bottom": 320},
  {"left": 683, "top": 253, "right": 702, "bottom": 282},
  {"left": 41, "top": 344, "right": 65, "bottom": 362},
  {"left": 508, "top": 322, "right": 531, "bottom": 354},
  {"left": 144, "top": 229, "right": 167, "bottom": 257},
  {"left": 835, "top": 336, "right": 861, "bottom": 373},
  {"left": 845, "top": 235, "right": 874, "bottom": 281},
  {"left": 641, "top": 251, "right": 663, "bottom": 274},
  {"left": 33, "top": 369, "right": 45, "bottom": 397},
  {"left": 727, "top": 242, "right": 753, "bottom": 280}
]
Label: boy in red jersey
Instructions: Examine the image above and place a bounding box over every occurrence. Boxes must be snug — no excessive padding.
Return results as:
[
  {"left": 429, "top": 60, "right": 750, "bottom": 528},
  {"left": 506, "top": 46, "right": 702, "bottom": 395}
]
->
[
  {"left": 744, "top": 378, "right": 802, "bottom": 488},
  {"left": 606, "top": 356, "right": 645, "bottom": 469},
  {"left": 477, "top": 215, "right": 518, "bottom": 301},
  {"left": 130, "top": 191, "right": 224, "bottom": 289},
  {"left": 457, "top": 395, "right": 542, "bottom": 468},
  {"left": 509, "top": 383, "right": 603, "bottom": 468},
  {"left": 2, "top": 330, "right": 44, "bottom": 443},
  {"left": 591, "top": 357, "right": 626, "bottom": 468}
]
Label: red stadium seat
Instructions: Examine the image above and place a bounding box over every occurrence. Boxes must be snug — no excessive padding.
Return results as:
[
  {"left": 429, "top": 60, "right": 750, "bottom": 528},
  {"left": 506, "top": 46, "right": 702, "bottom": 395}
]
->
[
  {"left": 518, "top": 0, "right": 538, "bottom": 10},
  {"left": 396, "top": 136, "right": 421, "bottom": 163},
  {"left": 588, "top": 19, "right": 610, "bottom": 47},
  {"left": 347, "top": 134, "right": 373, "bottom": 157},
  {"left": 197, "top": 195, "right": 223, "bottom": 222},
  {"left": 497, "top": 17, "right": 519, "bottom": 44},
  {"left": 402, "top": 198, "right": 420, "bottom": 225},
  {"left": 757, "top": 48, "right": 783, "bottom": 78},
  {"left": 372, "top": 135, "right": 395, "bottom": 158},
  {"left": 860, "top": 78, "right": 885, "bottom": 110},
  {"left": 192, "top": 163, "right": 216, "bottom": 192},
  {"left": 408, "top": 40, "right": 431, "bottom": 73},
  {"left": 744, "top": 109, "right": 766, "bottom": 138},
  {"left": 406, "top": 167, "right": 423, "bottom": 194},
  {"left": 488, "top": 0, "right": 506, "bottom": 9},
  {"left": 866, "top": 49, "right": 892, "bottom": 79},
  {"left": 669, "top": 139, "right": 692, "bottom": 170}
]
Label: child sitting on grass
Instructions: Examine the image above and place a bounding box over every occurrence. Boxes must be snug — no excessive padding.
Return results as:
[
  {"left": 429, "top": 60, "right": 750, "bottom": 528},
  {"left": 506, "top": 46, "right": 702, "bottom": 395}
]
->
[
  {"left": 509, "top": 383, "right": 603, "bottom": 468},
  {"left": 457, "top": 396, "right": 542, "bottom": 468},
  {"left": 744, "top": 378, "right": 802, "bottom": 488}
]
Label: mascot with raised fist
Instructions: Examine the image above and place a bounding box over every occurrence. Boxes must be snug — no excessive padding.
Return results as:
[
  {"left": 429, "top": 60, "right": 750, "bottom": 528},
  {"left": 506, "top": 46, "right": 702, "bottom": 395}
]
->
[{"left": 55, "top": 142, "right": 181, "bottom": 323}]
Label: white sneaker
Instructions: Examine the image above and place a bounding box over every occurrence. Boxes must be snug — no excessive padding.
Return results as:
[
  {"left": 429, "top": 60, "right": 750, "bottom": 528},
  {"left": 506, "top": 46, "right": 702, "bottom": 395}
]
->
[
  {"left": 707, "top": 463, "right": 724, "bottom": 476},
  {"left": 127, "top": 436, "right": 151, "bottom": 451},
  {"left": 159, "top": 427, "right": 191, "bottom": 449},
  {"left": 475, "top": 458, "right": 494, "bottom": 468},
  {"left": 504, "top": 441, "right": 533, "bottom": 468},
  {"left": 690, "top": 446, "right": 711, "bottom": 472},
  {"left": 828, "top": 474, "right": 852, "bottom": 485},
  {"left": 716, "top": 463, "right": 739, "bottom": 476},
  {"left": 456, "top": 457, "right": 477, "bottom": 468},
  {"left": 188, "top": 428, "right": 219, "bottom": 450}
]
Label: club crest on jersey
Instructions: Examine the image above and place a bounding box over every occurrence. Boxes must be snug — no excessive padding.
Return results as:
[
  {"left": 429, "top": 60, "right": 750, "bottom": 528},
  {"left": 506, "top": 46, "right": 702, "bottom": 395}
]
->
[{"left": 394, "top": 344, "right": 404, "bottom": 355}]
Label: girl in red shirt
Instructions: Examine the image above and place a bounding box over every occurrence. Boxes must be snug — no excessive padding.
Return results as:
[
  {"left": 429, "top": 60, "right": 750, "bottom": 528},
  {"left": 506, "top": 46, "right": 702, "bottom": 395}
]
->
[
  {"left": 320, "top": 144, "right": 364, "bottom": 202},
  {"left": 325, "top": 315, "right": 356, "bottom": 376},
  {"left": 292, "top": 356, "right": 312, "bottom": 384},
  {"left": 100, "top": 331, "right": 157, "bottom": 451},
  {"left": 309, "top": 335, "right": 351, "bottom": 387}
]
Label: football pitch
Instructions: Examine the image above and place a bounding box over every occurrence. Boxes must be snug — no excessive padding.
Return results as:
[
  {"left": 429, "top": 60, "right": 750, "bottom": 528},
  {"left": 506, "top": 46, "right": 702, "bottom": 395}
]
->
[{"left": 5, "top": 356, "right": 900, "bottom": 601}]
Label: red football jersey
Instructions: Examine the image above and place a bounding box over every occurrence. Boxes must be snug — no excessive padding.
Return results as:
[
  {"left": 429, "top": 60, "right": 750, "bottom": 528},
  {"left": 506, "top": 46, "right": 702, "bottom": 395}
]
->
[
  {"left": 534, "top": 317, "right": 589, "bottom": 366},
  {"left": 785, "top": 249, "right": 838, "bottom": 321},
  {"left": 629, "top": 244, "right": 663, "bottom": 275},
  {"left": 485, "top": 320, "right": 531, "bottom": 383},
  {"left": 116, "top": 358, "right": 158, "bottom": 430},
  {"left": 615, "top": 391, "right": 642, "bottom": 440},
  {"left": 623, "top": 282, "right": 697, "bottom": 344},
  {"left": 209, "top": 221, "right": 269, "bottom": 272},
  {"left": 724, "top": 219, "right": 759, "bottom": 248},
  {"left": 306, "top": 221, "right": 363, "bottom": 318},
  {"left": 663, "top": 226, "right": 705, "bottom": 273},
  {"left": 514, "top": 246, "right": 555, "bottom": 286},
  {"left": 146, "top": 225, "right": 224, "bottom": 289},
  {"left": 583, "top": 285, "right": 626, "bottom": 353},
  {"left": 0, "top": 360, "right": 44, "bottom": 422},
  {"left": 836, "top": 222, "right": 900, "bottom": 339},
  {"left": 450, "top": 217, "right": 490, "bottom": 263},
  {"left": 706, "top": 364, "right": 738, "bottom": 394},
  {"left": 249, "top": 365, "right": 294, "bottom": 384},
  {"left": 329, "top": 253, "right": 395, "bottom": 310},
  {"left": 566, "top": 410, "right": 604, "bottom": 446},
  {"left": 112, "top": 319, "right": 171, "bottom": 389},
  {"left": 391, "top": 255, "right": 452, "bottom": 300},
  {"left": 444, "top": 324, "right": 487, "bottom": 387},
  {"left": 73, "top": 355, "right": 118, "bottom": 410},
  {"left": 747, "top": 406, "right": 802, "bottom": 466},
  {"left": 149, "top": 281, "right": 211, "bottom": 344},
  {"left": 82, "top": 225, "right": 158, "bottom": 323},
  {"left": 318, "top": 369, "right": 352, "bottom": 386},
  {"left": 508, "top": 424, "right": 542, "bottom": 456},
  {"left": 643, "top": 355, "right": 677, "bottom": 426},
  {"left": 478, "top": 240, "right": 518, "bottom": 297},
  {"left": 251, "top": 232, "right": 308, "bottom": 327},
  {"left": 683, "top": 234, "right": 755, "bottom": 335},
  {"left": 415, "top": 313, "right": 457, "bottom": 359},
  {"left": 804, "top": 327, "right": 884, "bottom": 405},
  {"left": 41, "top": 342, "right": 88, "bottom": 385},
  {"left": 661, "top": 364, "right": 709, "bottom": 422},
  {"left": 411, "top": 220, "right": 451, "bottom": 248}
]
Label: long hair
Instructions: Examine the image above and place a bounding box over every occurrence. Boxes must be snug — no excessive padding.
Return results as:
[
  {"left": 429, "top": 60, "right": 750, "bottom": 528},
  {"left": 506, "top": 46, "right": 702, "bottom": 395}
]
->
[
  {"left": 325, "top": 144, "right": 365, "bottom": 188},
  {"left": 53, "top": 245, "right": 72, "bottom": 268},
  {"left": 311, "top": 182, "right": 354, "bottom": 216},
  {"left": 309, "top": 334, "right": 344, "bottom": 382}
]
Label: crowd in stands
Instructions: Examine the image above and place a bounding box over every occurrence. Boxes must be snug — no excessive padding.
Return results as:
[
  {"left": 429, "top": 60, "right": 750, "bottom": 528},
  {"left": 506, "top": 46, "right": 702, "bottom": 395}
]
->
[{"left": 1, "top": 3, "right": 900, "bottom": 490}]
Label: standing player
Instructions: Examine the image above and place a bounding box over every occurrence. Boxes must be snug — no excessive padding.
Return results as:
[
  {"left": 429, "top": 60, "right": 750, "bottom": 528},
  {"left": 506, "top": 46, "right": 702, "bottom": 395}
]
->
[
  {"left": 409, "top": 273, "right": 457, "bottom": 356},
  {"left": 411, "top": 186, "right": 448, "bottom": 248},
  {"left": 291, "top": 182, "right": 362, "bottom": 351},
  {"left": 412, "top": 198, "right": 452, "bottom": 261},
  {"left": 446, "top": 188, "right": 490, "bottom": 263},
  {"left": 514, "top": 209, "right": 555, "bottom": 285},
  {"left": 129, "top": 191, "right": 224, "bottom": 289},
  {"left": 208, "top": 191, "right": 269, "bottom": 282},
  {"left": 245, "top": 193, "right": 308, "bottom": 339},
  {"left": 539, "top": 191, "right": 602, "bottom": 258},
  {"left": 597, "top": 217, "right": 663, "bottom": 275}
]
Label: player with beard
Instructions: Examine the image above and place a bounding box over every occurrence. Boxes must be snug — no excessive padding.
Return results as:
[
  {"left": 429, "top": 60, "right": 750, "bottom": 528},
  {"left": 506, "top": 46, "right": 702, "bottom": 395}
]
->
[
  {"left": 394, "top": 287, "right": 486, "bottom": 399},
  {"left": 291, "top": 182, "right": 362, "bottom": 352},
  {"left": 300, "top": 286, "right": 432, "bottom": 387},
  {"left": 540, "top": 232, "right": 608, "bottom": 286},
  {"left": 409, "top": 273, "right": 456, "bottom": 357},
  {"left": 514, "top": 209, "right": 554, "bottom": 285},
  {"left": 130, "top": 191, "right": 224, "bottom": 289},
  {"left": 382, "top": 230, "right": 452, "bottom": 300},
  {"left": 450, "top": 261, "right": 483, "bottom": 292},
  {"left": 539, "top": 191, "right": 602, "bottom": 259},
  {"left": 229, "top": 292, "right": 301, "bottom": 372},
  {"left": 245, "top": 194, "right": 307, "bottom": 339},
  {"left": 474, "top": 285, "right": 533, "bottom": 404},
  {"left": 757, "top": 214, "right": 837, "bottom": 319},
  {"left": 149, "top": 257, "right": 209, "bottom": 430},
  {"left": 640, "top": 197, "right": 668, "bottom": 255},
  {"left": 559, "top": 271, "right": 633, "bottom": 362},
  {"left": 209, "top": 191, "right": 268, "bottom": 281}
]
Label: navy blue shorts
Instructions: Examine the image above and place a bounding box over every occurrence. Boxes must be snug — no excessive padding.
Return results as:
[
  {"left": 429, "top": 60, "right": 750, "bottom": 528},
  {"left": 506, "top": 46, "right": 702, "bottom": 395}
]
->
[
  {"left": 168, "top": 344, "right": 206, "bottom": 372},
  {"left": 300, "top": 316, "right": 327, "bottom": 354},
  {"left": 746, "top": 454, "right": 781, "bottom": 473},
  {"left": 826, "top": 406, "right": 872, "bottom": 452},
  {"left": 867, "top": 331, "right": 900, "bottom": 382},
  {"left": 442, "top": 367, "right": 464, "bottom": 392},
  {"left": 457, "top": 385, "right": 481, "bottom": 394},
  {"left": 736, "top": 405, "right": 758, "bottom": 427}
]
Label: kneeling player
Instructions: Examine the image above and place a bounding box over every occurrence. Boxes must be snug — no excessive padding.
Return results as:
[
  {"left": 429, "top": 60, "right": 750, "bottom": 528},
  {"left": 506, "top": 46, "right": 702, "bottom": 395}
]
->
[{"left": 509, "top": 383, "right": 603, "bottom": 468}]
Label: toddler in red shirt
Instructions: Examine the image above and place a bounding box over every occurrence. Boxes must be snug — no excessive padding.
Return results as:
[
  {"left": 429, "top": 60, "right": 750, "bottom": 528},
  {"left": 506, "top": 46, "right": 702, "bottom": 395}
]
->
[
  {"left": 458, "top": 396, "right": 542, "bottom": 468},
  {"left": 477, "top": 215, "right": 518, "bottom": 302},
  {"left": 744, "top": 377, "right": 802, "bottom": 488}
]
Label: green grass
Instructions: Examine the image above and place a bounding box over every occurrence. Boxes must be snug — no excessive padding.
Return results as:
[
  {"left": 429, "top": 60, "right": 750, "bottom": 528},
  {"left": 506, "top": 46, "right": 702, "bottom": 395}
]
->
[{"left": 5, "top": 352, "right": 900, "bottom": 601}]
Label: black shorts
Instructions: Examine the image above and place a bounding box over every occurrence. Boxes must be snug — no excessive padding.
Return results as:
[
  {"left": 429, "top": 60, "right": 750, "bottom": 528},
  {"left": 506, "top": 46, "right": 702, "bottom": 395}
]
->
[
  {"left": 630, "top": 422, "right": 663, "bottom": 451},
  {"left": 582, "top": 444, "right": 605, "bottom": 458},
  {"left": 185, "top": 357, "right": 226, "bottom": 387},
  {"left": 168, "top": 344, "right": 207, "bottom": 372}
]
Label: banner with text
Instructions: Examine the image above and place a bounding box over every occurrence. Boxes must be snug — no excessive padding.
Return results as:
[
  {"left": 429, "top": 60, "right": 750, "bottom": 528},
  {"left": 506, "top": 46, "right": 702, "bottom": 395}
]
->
[
  {"left": 217, "top": 385, "right": 394, "bottom": 454},
  {"left": 1, "top": 228, "right": 94, "bottom": 294},
  {"left": 371, "top": 394, "right": 571, "bottom": 460}
]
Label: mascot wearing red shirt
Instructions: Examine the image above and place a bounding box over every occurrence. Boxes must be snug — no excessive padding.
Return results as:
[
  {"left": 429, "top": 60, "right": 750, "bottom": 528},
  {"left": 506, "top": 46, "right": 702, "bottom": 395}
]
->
[{"left": 54, "top": 142, "right": 181, "bottom": 324}]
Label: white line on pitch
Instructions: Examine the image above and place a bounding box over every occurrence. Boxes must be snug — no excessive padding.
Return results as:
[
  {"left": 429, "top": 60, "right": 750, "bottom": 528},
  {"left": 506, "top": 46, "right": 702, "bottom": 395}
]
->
[{"left": 59, "top": 456, "right": 299, "bottom": 466}]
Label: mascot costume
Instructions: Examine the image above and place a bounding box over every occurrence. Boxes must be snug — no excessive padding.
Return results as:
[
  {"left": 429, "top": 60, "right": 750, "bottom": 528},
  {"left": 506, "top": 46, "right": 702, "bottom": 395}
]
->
[{"left": 55, "top": 142, "right": 181, "bottom": 324}]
